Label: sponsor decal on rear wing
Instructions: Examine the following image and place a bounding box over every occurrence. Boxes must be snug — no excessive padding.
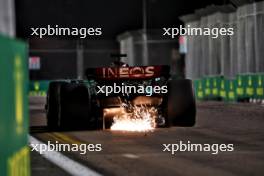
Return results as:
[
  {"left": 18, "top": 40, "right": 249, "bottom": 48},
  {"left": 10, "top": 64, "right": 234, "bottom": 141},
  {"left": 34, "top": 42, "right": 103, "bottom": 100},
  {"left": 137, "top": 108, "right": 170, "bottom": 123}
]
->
[{"left": 86, "top": 65, "right": 170, "bottom": 79}]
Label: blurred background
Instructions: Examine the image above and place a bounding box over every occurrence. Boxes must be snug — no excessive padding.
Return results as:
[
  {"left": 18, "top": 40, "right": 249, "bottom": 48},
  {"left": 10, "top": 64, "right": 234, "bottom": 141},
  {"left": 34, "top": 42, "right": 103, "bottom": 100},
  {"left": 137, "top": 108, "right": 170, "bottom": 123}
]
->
[
  {"left": 5, "top": 0, "right": 259, "bottom": 80},
  {"left": 14, "top": 1, "right": 264, "bottom": 101},
  {"left": 2, "top": 0, "right": 263, "bottom": 81}
]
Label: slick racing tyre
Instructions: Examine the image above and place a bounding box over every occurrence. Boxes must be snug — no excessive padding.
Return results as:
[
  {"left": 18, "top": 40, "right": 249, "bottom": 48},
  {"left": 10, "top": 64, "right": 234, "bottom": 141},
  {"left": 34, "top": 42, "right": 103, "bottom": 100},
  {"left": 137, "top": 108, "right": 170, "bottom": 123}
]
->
[
  {"left": 166, "top": 79, "right": 196, "bottom": 127},
  {"left": 46, "top": 81, "right": 93, "bottom": 130},
  {"left": 46, "top": 81, "right": 66, "bottom": 130},
  {"left": 59, "top": 82, "right": 92, "bottom": 130}
]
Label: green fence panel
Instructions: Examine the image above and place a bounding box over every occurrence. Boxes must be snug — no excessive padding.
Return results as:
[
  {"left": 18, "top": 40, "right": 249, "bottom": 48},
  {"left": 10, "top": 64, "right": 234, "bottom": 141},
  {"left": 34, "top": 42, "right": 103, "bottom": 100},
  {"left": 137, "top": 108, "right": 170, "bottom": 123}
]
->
[
  {"left": 219, "top": 78, "right": 228, "bottom": 101},
  {"left": 245, "top": 74, "right": 256, "bottom": 99},
  {"left": 194, "top": 74, "right": 263, "bottom": 102},
  {"left": 229, "top": 79, "right": 237, "bottom": 101},
  {"left": 203, "top": 77, "right": 212, "bottom": 100},
  {"left": 236, "top": 74, "right": 247, "bottom": 100},
  {"left": 255, "top": 74, "right": 264, "bottom": 99},
  {"left": 211, "top": 76, "right": 224, "bottom": 100},
  {"left": 225, "top": 79, "right": 237, "bottom": 102},
  {"left": 0, "top": 35, "right": 30, "bottom": 176},
  {"left": 202, "top": 75, "right": 224, "bottom": 100},
  {"left": 219, "top": 78, "right": 237, "bottom": 102},
  {"left": 194, "top": 79, "right": 204, "bottom": 100}
]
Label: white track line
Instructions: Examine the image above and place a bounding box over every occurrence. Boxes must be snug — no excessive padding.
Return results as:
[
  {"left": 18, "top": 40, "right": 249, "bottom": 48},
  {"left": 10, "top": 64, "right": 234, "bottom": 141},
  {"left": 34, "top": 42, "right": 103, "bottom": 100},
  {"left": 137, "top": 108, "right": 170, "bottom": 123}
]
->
[
  {"left": 29, "top": 135, "right": 102, "bottom": 176},
  {"left": 122, "top": 153, "right": 140, "bottom": 159}
]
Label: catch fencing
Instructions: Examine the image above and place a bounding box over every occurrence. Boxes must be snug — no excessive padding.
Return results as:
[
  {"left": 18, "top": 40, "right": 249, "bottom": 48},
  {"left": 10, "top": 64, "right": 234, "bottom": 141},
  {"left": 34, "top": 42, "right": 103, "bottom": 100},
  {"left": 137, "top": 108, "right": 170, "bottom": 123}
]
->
[{"left": 183, "top": 1, "right": 264, "bottom": 79}]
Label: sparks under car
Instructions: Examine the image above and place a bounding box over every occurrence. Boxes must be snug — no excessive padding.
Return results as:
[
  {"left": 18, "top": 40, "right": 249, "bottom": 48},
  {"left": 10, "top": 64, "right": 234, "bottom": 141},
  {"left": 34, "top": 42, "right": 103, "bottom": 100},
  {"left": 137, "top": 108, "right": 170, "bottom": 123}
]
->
[{"left": 45, "top": 56, "right": 196, "bottom": 131}]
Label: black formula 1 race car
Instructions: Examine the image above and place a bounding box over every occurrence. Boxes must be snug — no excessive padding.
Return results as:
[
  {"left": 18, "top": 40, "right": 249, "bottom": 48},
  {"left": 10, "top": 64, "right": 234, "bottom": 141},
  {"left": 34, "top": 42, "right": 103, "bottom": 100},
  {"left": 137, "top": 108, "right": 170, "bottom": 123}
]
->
[{"left": 46, "top": 61, "right": 196, "bottom": 130}]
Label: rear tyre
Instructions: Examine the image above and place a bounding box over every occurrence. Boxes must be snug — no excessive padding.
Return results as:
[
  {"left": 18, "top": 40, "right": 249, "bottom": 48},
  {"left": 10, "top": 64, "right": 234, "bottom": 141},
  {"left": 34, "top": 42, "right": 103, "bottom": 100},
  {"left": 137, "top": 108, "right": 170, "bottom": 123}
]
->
[
  {"left": 166, "top": 79, "right": 196, "bottom": 127},
  {"left": 46, "top": 81, "right": 95, "bottom": 131},
  {"left": 46, "top": 81, "right": 65, "bottom": 130},
  {"left": 60, "top": 82, "right": 92, "bottom": 130}
]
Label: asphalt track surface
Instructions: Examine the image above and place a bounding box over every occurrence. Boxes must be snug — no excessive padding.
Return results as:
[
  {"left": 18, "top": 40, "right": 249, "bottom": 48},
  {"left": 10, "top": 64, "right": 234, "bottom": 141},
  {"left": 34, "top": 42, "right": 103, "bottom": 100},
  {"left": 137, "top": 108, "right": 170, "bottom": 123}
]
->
[{"left": 30, "top": 96, "right": 264, "bottom": 176}]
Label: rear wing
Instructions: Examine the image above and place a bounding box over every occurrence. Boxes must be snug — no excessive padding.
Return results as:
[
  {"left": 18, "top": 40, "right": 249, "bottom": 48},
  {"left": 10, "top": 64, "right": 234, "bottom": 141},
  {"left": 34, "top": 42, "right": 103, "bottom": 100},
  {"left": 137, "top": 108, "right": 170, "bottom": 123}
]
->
[{"left": 85, "top": 65, "right": 170, "bottom": 80}]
